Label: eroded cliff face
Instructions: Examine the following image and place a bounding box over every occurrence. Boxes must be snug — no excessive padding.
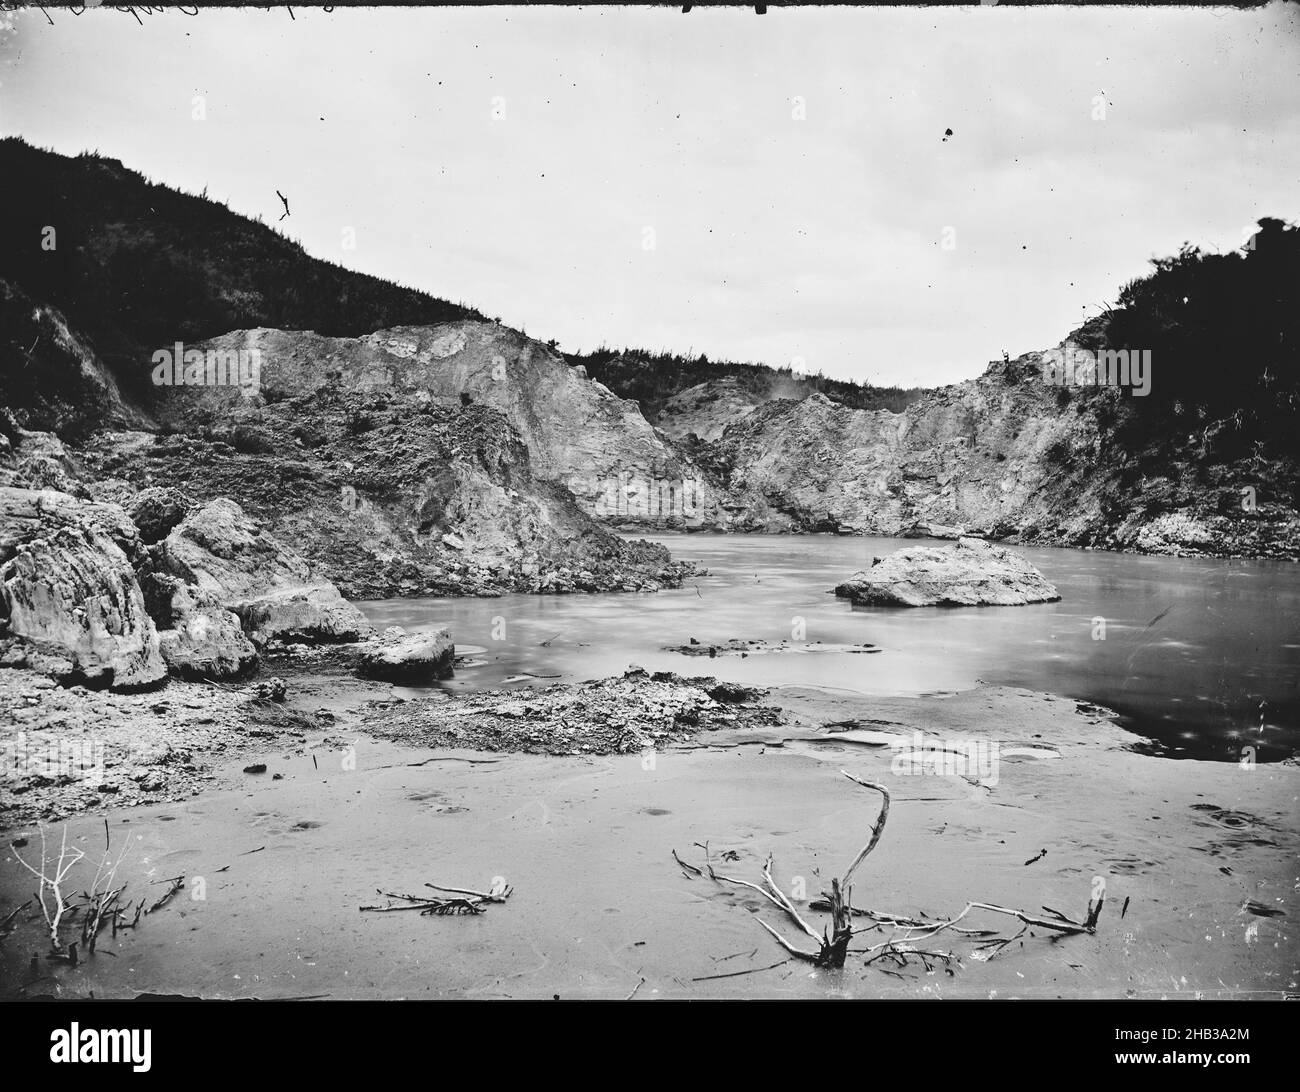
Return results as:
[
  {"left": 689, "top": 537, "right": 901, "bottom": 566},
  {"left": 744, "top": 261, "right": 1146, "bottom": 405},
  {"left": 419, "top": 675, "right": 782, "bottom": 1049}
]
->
[
  {"left": 151, "top": 322, "right": 730, "bottom": 531},
  {"left": 668, "top": 348, "right": 1299, "bottom": 558},
  {"left": 81, "top": 378, "right": 695, "bottom": 599},
  {"left": 686, "top": 352, "right": 1088, "bottom": 536},
  {"left": 655, "top": 378, "right": 766, "bottom": 445}
]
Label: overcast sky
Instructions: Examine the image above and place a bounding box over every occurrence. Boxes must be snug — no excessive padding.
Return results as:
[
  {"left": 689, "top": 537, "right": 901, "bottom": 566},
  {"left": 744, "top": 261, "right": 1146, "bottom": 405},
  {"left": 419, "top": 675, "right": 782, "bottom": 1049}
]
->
[{"left": 1, "top": 5, "right": 1297, "bottom": 387}]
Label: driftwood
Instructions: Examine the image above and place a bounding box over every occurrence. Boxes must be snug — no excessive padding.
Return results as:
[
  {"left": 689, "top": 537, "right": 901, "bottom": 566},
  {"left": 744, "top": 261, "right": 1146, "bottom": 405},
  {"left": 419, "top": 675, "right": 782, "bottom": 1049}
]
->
[
  {"left": 360, "top": 878, "right": 513, "bottom": 917},
  {"left": 145, "top": 875, "right": 186, "bottom": 915},
  {"left": 676, "top": 768, "right": 1104, "bottom": 976}
]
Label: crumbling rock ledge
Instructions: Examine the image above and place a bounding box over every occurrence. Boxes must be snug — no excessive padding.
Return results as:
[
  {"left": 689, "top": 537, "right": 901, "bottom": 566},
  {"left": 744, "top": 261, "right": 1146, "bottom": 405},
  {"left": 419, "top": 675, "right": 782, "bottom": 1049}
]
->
[
  {"left": 151, "top": 497, "right": 373, "bottom": 648},
  {"left": 0, "top": 487, "right": 166, "bottom": 691}
]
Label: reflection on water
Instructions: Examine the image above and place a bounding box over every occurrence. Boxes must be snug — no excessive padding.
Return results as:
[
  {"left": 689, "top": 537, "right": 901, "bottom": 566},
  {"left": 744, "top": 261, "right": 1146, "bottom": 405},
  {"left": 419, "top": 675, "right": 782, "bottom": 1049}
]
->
[{"left": 359, "top": 534, "right": 1300, "bottom": 762}]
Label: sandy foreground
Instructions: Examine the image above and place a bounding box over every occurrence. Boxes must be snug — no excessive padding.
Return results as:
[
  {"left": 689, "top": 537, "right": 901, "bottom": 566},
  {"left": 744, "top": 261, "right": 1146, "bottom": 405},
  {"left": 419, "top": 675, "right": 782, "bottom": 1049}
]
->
[{"left": 0, "top": 662, "right": 1295, "bottom": 1000}]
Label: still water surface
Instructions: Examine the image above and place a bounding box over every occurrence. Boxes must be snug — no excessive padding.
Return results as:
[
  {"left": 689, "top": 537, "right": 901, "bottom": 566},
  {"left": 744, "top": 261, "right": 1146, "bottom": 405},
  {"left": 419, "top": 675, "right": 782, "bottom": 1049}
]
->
[{"left": 359, "top": 534, "right": 1300, "bottom": 761}]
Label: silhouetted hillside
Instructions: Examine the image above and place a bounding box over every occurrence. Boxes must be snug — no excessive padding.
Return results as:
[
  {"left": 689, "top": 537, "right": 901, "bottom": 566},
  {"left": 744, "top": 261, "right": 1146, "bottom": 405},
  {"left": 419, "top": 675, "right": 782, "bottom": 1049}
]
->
[
  {"left": 0, "top": 139, "right": 482, "bottom": 412},
  {"left": 1055, "top": 217, "right": 1300, "bottom": 494}
]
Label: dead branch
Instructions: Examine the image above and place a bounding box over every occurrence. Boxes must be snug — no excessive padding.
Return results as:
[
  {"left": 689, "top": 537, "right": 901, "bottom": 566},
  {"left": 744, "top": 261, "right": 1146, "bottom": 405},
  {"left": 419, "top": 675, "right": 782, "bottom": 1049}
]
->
[
  {"left": 145, "top": 876, "right": 185, "bottom": 915},
  {"left": 678, "top": 768, "right": 1104, "bottom": 978},
  {"left": 360, "top": 878, "right": 513, "bottom": 918},
  {"left": 682, "top": 770, "right": 889, "bottom": 968}
]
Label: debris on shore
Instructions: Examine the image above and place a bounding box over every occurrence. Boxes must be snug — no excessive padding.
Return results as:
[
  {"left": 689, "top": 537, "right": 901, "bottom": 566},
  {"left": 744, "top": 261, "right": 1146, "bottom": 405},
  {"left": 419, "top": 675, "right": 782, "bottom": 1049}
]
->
[
  {"left": 354, "top": 667, "right": 783, "bottom": 756},
  {"left": 0, "top": 666, "right": 327, "bottom": 827},
  {"left": 664, "top": 637, "right": 880, "bottom": 657}
]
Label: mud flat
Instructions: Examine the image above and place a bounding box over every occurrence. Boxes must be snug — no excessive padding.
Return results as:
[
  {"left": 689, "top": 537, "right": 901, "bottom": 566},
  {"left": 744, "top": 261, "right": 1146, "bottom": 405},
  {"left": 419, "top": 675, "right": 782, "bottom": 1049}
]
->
[{"left": 1, "top": 677, "right": 1293, "bottom": 999}]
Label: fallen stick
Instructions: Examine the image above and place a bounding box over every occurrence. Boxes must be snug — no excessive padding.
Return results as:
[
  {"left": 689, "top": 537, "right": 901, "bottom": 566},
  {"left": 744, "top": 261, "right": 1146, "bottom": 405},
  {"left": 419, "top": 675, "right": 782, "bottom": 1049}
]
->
[
  {"left": 425, "top": 880, "right": 512, "bottom": 902},
  {"left": 672, "top": 850, "right": 703, "bottom": 878},
  {"left": 0, "top": 899, "right": 32, "bottom": 935},
  {"left": 691, "top": 959, "right": 791, "bottom": 982},
  {"left": 145, "top": 876, "right": 185, "bottom": 915},
  {"left": 360, "top": 878, "right": 513, "bottom": 918}
]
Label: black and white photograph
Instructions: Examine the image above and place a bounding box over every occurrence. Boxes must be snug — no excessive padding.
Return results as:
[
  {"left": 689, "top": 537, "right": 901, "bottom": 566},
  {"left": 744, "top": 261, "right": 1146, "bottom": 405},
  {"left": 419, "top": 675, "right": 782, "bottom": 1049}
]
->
[{"left": 0, "top": 0, "right": 1296, "bottom": 1052}]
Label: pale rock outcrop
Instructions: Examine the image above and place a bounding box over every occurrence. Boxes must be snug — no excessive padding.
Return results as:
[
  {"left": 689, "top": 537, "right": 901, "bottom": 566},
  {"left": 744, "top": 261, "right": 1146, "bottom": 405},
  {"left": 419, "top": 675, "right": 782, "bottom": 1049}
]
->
[
  {"left": 0, "top": 424, "right": 92, "bottom": 499},
  {"left": 705, "top": 369, "right": 1093, "bottom": 537},
  {"left": 0, "top": 486, "right": 142, "bottom": 562},
  {"left": 232, "top": 585, "right": 372, "bottom": 646},
  {"left": 674, "top": 351, "right": 1298, "bottom": 558},
  {"left": 656, "top": 378, "right": 765, "bottom": 444},
  {"left": 142, "top": 573, "right": 257, "bottom": 680},
  {"left": 355, "top": 625, "right": 455, "bottom": 683},
  {"left": 109, "top": 351, "right": 701, "bottom": 597},
  {"left": 153, "top": 498, "right": 372, "bottom": 645},
  {"left": 834, "top": 537, "right": 1060, "bottom": 607},
  {"left": 161, "top": 323, "right": 731, "bottom": 530},
  {"left": 0, "top": 490, "right": 166, "bottom": 689}
]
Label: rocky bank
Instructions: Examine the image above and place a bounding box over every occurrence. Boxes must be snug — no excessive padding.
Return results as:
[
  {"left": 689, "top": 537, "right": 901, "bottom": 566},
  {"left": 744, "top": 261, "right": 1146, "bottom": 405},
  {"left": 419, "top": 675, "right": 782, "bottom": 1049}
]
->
[{"left": 661, "top": 347, "right": 1300, "bottom": 559}]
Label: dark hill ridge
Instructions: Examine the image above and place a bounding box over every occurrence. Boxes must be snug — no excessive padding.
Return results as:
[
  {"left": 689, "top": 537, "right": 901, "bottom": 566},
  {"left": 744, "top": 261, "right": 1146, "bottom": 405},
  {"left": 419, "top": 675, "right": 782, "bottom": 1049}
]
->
[
  {"left": 0, "top": 138, "right": 482, "bottom": 424},
  {"left": 565, "top": 344, "right": 928, "bottom": 422}
]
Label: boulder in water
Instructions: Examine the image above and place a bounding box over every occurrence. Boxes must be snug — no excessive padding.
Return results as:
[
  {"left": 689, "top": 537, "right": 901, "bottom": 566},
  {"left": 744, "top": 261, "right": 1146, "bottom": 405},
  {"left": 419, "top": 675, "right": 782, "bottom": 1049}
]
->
[
  {"left": 355, "top": 625, "right": 455, "bottom": 683},
  {"left": 834, "top": 537, "right": 1059, "bottom": 607}
]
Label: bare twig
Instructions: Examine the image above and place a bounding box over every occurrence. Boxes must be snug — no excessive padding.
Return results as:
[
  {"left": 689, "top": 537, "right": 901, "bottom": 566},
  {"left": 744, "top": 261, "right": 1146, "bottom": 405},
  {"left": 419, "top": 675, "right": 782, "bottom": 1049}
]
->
[
  {"left": 145, "top": 876, "right": 185, "bottom": 915},
  {"left": 0, "top": 898, "right": 32, "bottom": 937},
  {"left": 691, "top": 959, "right": 790, "bottom": 982},
  {"left": 10, "top": 824, "right": 85, "bottom": 950}
]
